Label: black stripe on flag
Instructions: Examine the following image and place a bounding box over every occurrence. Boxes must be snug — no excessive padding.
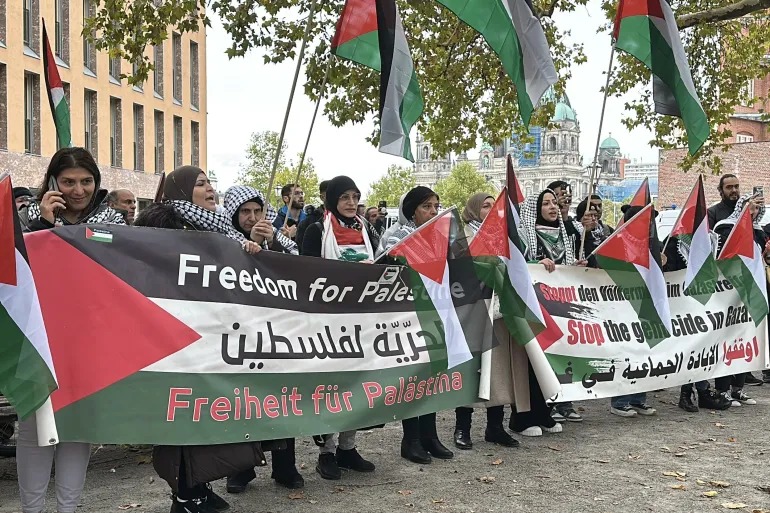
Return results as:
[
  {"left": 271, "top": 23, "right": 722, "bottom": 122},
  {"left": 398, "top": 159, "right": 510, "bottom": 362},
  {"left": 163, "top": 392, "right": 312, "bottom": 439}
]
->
[{"left": 375, "top": 0, "right": 396, "bottom": 122}]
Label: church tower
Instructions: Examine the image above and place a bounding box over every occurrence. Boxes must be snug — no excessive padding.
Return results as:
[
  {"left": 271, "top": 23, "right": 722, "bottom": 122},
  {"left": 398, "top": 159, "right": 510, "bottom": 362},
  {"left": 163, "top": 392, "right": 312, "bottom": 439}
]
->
[{"left": 413, "top": 133, "right": 451, "bottom": 187}]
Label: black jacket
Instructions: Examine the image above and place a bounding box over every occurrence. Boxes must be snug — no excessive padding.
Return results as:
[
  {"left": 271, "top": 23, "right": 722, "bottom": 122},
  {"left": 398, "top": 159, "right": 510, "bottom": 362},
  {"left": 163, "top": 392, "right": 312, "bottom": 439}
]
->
[
  {"left": 707, "top": 200, "right": 737, "bottom": 230},
  {"left": 296, "top": 205, "right": 324, "bottom": 254}
]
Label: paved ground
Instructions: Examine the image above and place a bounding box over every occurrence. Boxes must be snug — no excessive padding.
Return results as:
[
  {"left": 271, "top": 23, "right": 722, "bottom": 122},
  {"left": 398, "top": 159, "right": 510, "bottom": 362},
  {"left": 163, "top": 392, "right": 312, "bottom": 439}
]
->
[{"left": 0, "top": 386, "right": 769, "bottom": 513}]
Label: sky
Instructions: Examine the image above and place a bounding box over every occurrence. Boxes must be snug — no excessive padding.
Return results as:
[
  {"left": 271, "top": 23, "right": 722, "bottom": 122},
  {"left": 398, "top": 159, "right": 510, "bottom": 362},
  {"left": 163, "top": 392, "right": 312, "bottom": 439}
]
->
[{"left": 206, "top": 2, "right": 660, "bottom": 198}]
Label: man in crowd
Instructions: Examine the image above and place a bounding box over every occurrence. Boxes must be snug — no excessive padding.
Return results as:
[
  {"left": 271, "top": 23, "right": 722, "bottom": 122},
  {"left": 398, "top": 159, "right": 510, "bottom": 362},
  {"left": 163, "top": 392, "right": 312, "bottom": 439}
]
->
[
  {"left": 107, "top": 189, "right": 137, "bottom": 224},
  {"left": 364, "top": 206, "right": 386, "bottom": 238},
  {"left": 707, "top": 174, "right": 740, "bottom": 228},
  {"left": 13, "top": 187, "right": 34, "bottom": 231},
  {"left": 548, "top": 180, "right": 573, "bottom": 223},
  {"left": 273, "top": 184, "right": 306, "bottom": 240},
  {"left": 357, "top": 204, "right": 367, "bottom": 218},
  {"left": 296, "top": 180, "right": 329, "bottom": 251}
]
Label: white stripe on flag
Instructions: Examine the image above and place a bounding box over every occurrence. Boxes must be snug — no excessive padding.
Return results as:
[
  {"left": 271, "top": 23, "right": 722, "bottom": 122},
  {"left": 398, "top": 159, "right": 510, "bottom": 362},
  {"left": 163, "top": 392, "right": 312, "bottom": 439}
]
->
[
  {"left": 50, "top": 87, "right": 65, "bottom": 107},
  {"left": 651, "top": 5, "right": 703, "bottom": 110},
  {"left": 0, "top": 250, "right": 57, "bottom": 380},
  {"left": 684, "top": 216, "right": 712, "bottom": 290},
  {"left": 504, "top": 238, "right": 545, "bottom": 324},
  {"left": 380, "top": 8, "right": 413, "bottom": 157},
  {"left": 635, "top": 254, "right": 672, "bottom": 333},
  {"left": 420, "top": 264, "right": 472, "bottom": 369},
  {"left": 742, "top": 243, "right": 768, "bottom": 304}
]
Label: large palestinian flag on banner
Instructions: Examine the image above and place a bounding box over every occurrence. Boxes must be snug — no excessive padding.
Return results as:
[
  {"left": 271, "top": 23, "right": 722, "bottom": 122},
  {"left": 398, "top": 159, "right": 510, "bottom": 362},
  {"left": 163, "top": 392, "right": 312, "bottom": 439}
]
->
[
  {"left": 332, "top": 0, "right": 424, "bottom": 161},
  {"left": 19, "top": 224, "right": 484, "bottom": 444},
  {"left": 614, "top": 0, "right": 709, "bottom": 155},
  {"left": 42, "top": 20, "right": 72, "bottom": 148},
  {"left": 435, "top": 0, "right": 557, "bottom": 127},
  {"left": 0, "top": 174, "right": 58, "bottom": 420},
  {"left": 716, "top": 206, "right": 768, "bottom": 326},
  {"left": 594, "top": 204, "right": 672, "bottom": 347},
  {"left": 670, "top": 174, "right": 718, "bottom": 304}
]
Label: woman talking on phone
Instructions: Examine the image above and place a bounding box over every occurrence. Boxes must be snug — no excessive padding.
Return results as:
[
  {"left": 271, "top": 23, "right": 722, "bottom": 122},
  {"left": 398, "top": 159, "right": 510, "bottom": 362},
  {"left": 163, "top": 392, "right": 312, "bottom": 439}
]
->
[{"left": 25, "top": 147, "right": 127, "bottom": 231}]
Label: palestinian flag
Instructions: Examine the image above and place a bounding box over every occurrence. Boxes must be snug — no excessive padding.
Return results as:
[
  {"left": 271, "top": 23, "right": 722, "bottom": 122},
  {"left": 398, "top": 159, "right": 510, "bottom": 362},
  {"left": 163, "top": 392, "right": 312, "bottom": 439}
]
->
[
  {"left": 332, "top": 0, "right": 424, "bottom": 161},
  {"left": 506, "top": 155, "right": 525, "bottom": 219},
  {"left": 613, "top": 0, "right": 709, "bottom": 155},
  {"left": 0, "top": 174, "right": 58, "bottom": 420},
  {"left": 617, "top": 178, "right": 651, "bottom": 228},
  {"left": 716, "top": 205, "right": 768, "bottom": 326},
  {"left": 594, "top": 204, "right": 672, "bottom": 347},
  {"left": 670, "top": 175, "right": 718, "bottom": 304},
  {"left": 435, "top": 0, "right": 557, "bottom": 127},
  {"left": 42, "top": 19, "right": 72, "bottom": 149}
]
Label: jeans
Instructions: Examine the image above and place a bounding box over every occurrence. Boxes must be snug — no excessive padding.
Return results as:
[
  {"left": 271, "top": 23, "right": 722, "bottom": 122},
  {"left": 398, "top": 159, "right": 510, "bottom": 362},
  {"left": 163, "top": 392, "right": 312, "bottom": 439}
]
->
[
  {"left": 611, "top": 392, "right": 646, "bottom": 409},
  {"left": 319, "top": 431, "right": 356, "bottom": 454}
]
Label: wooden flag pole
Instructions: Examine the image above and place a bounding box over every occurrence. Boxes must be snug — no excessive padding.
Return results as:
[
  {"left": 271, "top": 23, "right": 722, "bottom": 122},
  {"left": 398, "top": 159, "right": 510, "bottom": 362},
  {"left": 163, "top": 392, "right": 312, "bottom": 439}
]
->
[{"left": 579, "top": 43, "right": 615, "bottom": 260}]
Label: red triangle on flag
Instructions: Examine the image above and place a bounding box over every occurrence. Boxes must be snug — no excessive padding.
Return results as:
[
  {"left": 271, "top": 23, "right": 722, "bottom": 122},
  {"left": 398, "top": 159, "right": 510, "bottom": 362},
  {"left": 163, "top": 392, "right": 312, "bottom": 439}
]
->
[
  {"left": 595, "top": 204, "right": 653, "bottom": 268},
  {"left": 469, "top": 189, "right": 511, "bottom": 260},
  {"left": 671, "top": 175, "right": 705, "bottom": 237},
  {"left": 0, "top": 174, "right": 16, "bottom": 286},
  {"left": 718, "top": 205, "right": 755, "bottom": 260},
  {"left": 24, "top": 230, "right": 202, "bottom": 411},
  {"left": 389, "top": 212, "right": 451, "bottom": 284},
  {"left": 629, "top": 177, "right": 651, "bottom": 207},
  {"left": 506, "top": 156, "right": 525, "bottom": 206},
  {"left": 331, "top": 0, "right": 378, "bottom": 49},
  {"left": 536, "top": 303, "right": 563, "bottom": 351}
]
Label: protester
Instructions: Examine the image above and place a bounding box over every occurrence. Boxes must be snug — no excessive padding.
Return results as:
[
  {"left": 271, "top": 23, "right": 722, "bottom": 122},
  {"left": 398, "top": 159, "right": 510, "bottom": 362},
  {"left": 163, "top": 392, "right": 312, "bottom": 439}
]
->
[
  {"left": 13, "top": 187, "right": 34, "bottom": 231},
  {"left": 296, "top": 180, "right": 329, "bottom": 251},
  {"left": 548, "top": 180, "right": 573, "bottom": 227},
  {"left": 273, "top": 184, "right": 306, "bottom": 240},
  {"left": 379, "top": 195, "right": 407, "bottom": 256},
  {"left": 513, "top": 188, "right": 588, "bottom": 436},
  {"left": 223, "top": 185, "right": 298, "bottom": 255},
  {"left": 380, "top": 186, "right": 455, "bottom": 463},
  {"left": 707, "top": 174, "right": 740, "bottom": 229},
  {"left": 357, "top": 203, "right": 367, "bottom": 217},
  {"left": 302, "top": 175, "right": 377, "bottom": 479},
  {"left": 136, "top": 166, "right": 263, "bottom": 513},
  {"left": 713, "top": 193, "right": 766, "bottom": 407},
  {"left": 25, "top": 147, "right": 126, "bottom": 230},
  {"left": 454, "top": 192, "right": 520, "bottom": 450},
  {"left": 106, "top": 188, "right": 137, "bottom": 224}
]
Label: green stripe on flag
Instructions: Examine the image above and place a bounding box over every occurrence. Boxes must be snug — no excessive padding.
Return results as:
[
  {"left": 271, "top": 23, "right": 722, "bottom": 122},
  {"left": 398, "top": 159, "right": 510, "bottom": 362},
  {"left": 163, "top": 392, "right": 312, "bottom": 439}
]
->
[
  {"left": 398, "top": 71, "right": 424, "bottom": 162},
  {"left": 0, "top": 304, "right": 57, "bottom": 419},
  {"left": 717, "top": 257, "right": 768, "bottom": 326},
  {"left": 333, "top": 30, "right": 381, "bottom": 71},
  {"left": 53, "top": 97, "right": 72, "bottom": 148}
]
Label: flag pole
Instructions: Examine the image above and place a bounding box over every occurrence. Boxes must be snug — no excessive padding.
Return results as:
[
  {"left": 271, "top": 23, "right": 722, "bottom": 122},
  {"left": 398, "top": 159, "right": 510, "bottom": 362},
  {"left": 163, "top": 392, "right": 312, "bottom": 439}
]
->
[
  {"left": 265, "top": 0, "right": 322, "bottom": 207},
  {"left": 579, "top": 43, "right": 615, "bottom": 259}
]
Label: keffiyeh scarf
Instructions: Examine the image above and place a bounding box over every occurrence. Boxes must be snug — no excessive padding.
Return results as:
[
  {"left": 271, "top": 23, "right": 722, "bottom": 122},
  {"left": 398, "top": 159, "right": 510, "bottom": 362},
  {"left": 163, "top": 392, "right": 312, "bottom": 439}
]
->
[
  {"left": 518, "top": 193, "right": 575, "bottom": 265},
  {"left": 223, "top": 185, "right": 298, "bottom": 254},
  {"left": 26, "top": 200, "right": 127, "bottom": 226},
  {"left": 168, "top": 200, "right": 247, "bottom": 243},
  {"left": 711, "top": 193, "right": 765, "bottom": 256}
]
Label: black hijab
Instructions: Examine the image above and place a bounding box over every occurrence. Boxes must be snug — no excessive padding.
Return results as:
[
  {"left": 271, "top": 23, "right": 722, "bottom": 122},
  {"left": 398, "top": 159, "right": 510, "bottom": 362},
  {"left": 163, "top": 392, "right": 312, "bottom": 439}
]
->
[
  {"left": 325, "top": 175, "right": 361, "bottom": 223},
  {"left": 402, "top": 186, "right": 438, "bottom": 221},
  {"left": 164, "top": 166, "right": 204, "bottom": 201},
  {"left": 536, "top": 189, "right": 560, "bottom": 228}
]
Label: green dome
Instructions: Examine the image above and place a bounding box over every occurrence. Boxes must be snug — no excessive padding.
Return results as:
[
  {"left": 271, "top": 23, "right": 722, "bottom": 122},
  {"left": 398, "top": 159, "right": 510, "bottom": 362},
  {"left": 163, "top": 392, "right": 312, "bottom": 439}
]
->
[
  {"left": 600, "top": 135, "right": 620, "bottom": 150},
  {"left": 552, "top": 102, "right": 577, "bottom": 122}
]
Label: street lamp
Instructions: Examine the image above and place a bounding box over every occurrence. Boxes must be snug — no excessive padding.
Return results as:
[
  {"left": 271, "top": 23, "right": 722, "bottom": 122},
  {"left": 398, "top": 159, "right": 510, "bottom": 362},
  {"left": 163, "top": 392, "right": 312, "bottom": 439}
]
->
[{"left": 274, "top": 185, "right": 283, "bottom": 199}]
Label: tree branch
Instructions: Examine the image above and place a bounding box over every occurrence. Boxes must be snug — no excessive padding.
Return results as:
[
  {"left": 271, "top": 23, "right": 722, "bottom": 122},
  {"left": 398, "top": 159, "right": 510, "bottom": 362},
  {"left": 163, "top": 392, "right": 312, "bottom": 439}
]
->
[
  {"left": 542, "top": 0, "right": 561, "bottom": 18},
  {"left": 677, "top": 0, "right": 770, "bottom": 29}
]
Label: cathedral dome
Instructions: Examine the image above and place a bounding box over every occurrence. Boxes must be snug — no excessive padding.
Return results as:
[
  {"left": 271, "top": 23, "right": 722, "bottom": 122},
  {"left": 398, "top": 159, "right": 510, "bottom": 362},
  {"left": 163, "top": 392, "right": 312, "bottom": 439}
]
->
[
  {"left": 600, "top": 135, "right": 620, "bottom": 150},
  {"left": 552, "top": 102, "right": 577, "bottom": 123}
]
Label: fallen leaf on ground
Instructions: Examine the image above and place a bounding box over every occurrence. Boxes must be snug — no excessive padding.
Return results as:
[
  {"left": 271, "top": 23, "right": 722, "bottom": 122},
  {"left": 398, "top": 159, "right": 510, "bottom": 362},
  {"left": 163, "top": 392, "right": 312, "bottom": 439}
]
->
[
  {"left": 628, "top": 454, "right": 642, "bottom": 460},
  {"left": 674, "top": 452, "right": 686, "bottom": 457},
  {"left": 477, "top": 476, "right": 496, "bottom": 484},
  {"left": 757, "top": 485, "right": 770, "bottom": 494},
  {"left": 118, "top": 505, "right": 141, "bottom": 510},
  {"left": 334, "top": 487, "right": 346, "bottom": 493},
  {"left": 288, "top": 492, "right": 305, "bottom": 500},
  {"left": 534, "top": 475, "right": 552, "bottom": 479},
  {"left": 715, "top": 422, "right": 726, "bottom": 428},
  {"left": 595, "top": 459, "right": 610, "bottom": 464},
  {"left": 722, "top": 503, "right": 747, "bottom": 509},
  {"left": 676, "top": 477, "right": 686, "bottom": 482},
  {"left": 660, "top": 446, "right": 672, "bottom": 453},
  {"left": 491, "top": 459, "right": 503, "bottom": 465},
  {"left": 432, "top": 499, "right": 445, "bottom": 504},
  {"left": 728, "top": 437, "right": 737, "bottom": 443},
  {"left": 663, "top": 472, "right": 678, "bottom": 477},
  {"left": 697, "top": 479, "right": 708, "bottom": 485},
  {"left": 309, "top": 500, "right": 318, "bottom": 505},
  {"left": 299, "top": 463, "right": 307, "bottom": 470},
  {"left": 703, "top": 491, "right": 719, "bottom": 497},
  {"left": 593, "top": 497, "right": 605, "bottom": 502},
  {"left": 398, "top": 490, "right": 413, "bottom": 496},
  {"left": 711, "top": 481, "right": 731, "bottom": 488},
  {"left": 511, "top": 492, "right": 521, "bottom": 496},
  {"left": 676, "top": 472, "right": 687, "bottom": 477},
  {"left": 752, "top": 509, "right": 770, "bottom": 513},
  {"left": 109, "top": 468, "right": 116, "bottom": 473},
  {"left": 135, "top": 455, "right": 152, "bottom": 465},
  {"left": 708, "top": 438, "right": 717, "bottom": 442},
  {"left": 671, "top": 484, "right": 686, "bottom": 490}
]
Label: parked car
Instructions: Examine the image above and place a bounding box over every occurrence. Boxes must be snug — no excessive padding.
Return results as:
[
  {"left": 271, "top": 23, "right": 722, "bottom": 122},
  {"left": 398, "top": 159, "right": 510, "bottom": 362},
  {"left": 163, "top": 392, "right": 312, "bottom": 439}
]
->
[{"left": 656, "top": 209, "right": 680, "bottom": 242}]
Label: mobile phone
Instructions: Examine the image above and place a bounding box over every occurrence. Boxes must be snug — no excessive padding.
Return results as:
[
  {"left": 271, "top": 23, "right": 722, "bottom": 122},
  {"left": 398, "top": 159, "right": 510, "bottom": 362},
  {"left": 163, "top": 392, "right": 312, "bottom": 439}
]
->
[
  {"left": 286, "top": 218, "right": 297, "bottom": 227},
  {"left": 753, "top": 186, "right": 764, "bottom": 196},
  {"left": 378, "top": 200, "right": 387, "bottom": 208},
  {"left": 48, "top": 176, "right": 59, "bottom": 193}
]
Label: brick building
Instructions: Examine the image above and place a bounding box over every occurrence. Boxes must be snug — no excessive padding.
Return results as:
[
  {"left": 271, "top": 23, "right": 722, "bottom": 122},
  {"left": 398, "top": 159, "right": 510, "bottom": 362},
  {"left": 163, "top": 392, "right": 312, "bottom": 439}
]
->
[{"left": 724, "top": 75, "right": 770, "bottom": 144}]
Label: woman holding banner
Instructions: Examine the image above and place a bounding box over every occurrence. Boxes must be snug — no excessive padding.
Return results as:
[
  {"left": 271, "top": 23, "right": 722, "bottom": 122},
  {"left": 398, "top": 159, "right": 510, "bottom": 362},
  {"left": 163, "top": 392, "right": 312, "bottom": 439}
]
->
[
  {"left": 302, "top": 175, "right": 378, "bottom": 480},
  {"left": 453, "top": 193, "right": 520, "bottom": 450},
  {"left": 380, "top": 186, "right": 455, "bottom": 464}
]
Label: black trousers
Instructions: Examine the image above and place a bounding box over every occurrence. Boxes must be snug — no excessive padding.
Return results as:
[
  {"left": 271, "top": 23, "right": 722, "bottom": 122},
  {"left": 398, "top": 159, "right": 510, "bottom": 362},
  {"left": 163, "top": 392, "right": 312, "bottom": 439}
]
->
[
  {"left": 402, "top": 413, "right": 438, "bottom": 440},
  {"left": 510, "top": 363, "right": 553, "bottom": 431},
  {"left": 454, "top": 406, "right": 504, "bottom": 431}
]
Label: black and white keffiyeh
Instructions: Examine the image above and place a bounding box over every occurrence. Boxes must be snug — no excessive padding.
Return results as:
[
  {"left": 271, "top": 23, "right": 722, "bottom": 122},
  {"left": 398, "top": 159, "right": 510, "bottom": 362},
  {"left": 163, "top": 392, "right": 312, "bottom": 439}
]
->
[
  {"left": 377, "top": 220, "right": 417, "bottom": 258},
  {"left": 223, "top": 185, "right": 298, "bottom": 254},
  {"left": 518, "top": 190, "right": 575, "bottom": 265},
  {"left": 26, "top": 199, "right": 127, "bottom": 226},
  {"left": 710, "top": 193, "right": 765, "bottom": 257},
  {"left": 466, "top": 219, "right": 483, "bottom": 235},
  {"left": 167, "top": 199, "right": 247, "bottom": 243}
]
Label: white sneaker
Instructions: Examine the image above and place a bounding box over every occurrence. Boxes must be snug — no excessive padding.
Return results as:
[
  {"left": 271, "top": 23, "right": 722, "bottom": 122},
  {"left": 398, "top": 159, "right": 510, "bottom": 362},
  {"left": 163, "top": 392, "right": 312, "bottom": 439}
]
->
[
  {"left": 724, "top": 391, "right": 741, "bottom": 407},
  {"left": 518, "top": 426, "right": 543, "bottom": 437},
  {"left": 541, "top": 423, "right": 563, "bottom": 433},
  {"left": 630, "top": 404, "right": 657, "bottom": 416},
  {"left": 731, "top": 390, "right": 757, "bottom": 405},
  {"left": 610, "top": 405, "right": 638, "bottom": 417}
]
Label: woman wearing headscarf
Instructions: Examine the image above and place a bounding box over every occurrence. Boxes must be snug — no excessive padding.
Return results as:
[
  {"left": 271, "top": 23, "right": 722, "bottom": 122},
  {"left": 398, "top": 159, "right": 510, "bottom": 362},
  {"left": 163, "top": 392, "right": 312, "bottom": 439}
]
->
[
  {"left": 380, "top": 186, "right": 455, "bottom": 464},
  {"left": 301, "top": 175, "right": 377, "bottom": 481},
  {"left": 223, "top": 185, "right": 298, "bottom": 255},
  {"left": 712, "top": 193, "right": 768, "bottom": 408},
  {"left": 135, "top": 167, "right": 264, "bottom": 513},
  {"left": 511, "top": 189, "right": 587, "bottom": 437},
  {"left": 453, "top": 193, "right": 520, "bottom": 450},
  {"left": 25, "top": 147, "right": 126, "bottom": 231}
]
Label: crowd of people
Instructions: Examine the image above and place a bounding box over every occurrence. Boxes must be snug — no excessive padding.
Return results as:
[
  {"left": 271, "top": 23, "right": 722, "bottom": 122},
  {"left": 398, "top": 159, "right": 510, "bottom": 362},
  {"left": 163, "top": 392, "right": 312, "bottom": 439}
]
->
[{"left": 9, "top": 147, "right": 770, "bottom": 513}]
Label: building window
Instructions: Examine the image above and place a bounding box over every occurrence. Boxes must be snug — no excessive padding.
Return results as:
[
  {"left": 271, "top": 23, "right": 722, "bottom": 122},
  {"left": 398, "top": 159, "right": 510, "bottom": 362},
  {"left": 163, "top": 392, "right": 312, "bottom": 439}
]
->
[
  {"left": 83, "top": 0, "right": 96, "bottom": 73},
  {"left": 109, "top": 56, "right": 121, "bottom": 82},
  {"left": 54, "top": 0, "right": 69, "bottom": 63},
  {"left": 191, "top": 121, "right": 200, "bottom": 167},
  {"left": 548, "top": 136, "right": 556, "bottom": 151},
  {"left": 0, "top": 64, "right": 6, "bottom": 150},
  {"left": 571, "top": 136, "right": 577, "bottom": 151},
  {"left": 736, "top": 133, "right": 754, "bottom": 143},
  {"left": 84, "top": 89, "right": 97, "bottom": 156},
  {"left": 190, "top": 41, "right": 199, "bottom": 109},
  {"left": 172, "top": 33, "right": 182, "bottom": 102},
  {"left": 154, "top": 110, "right": 164, "bottom": 174},
  {"left": 153, "top": 44, "right": 163, "bottom": 97},
  {"left": 110, "top": 97, "right": 122, "bottom": 167},
  {"left": 133, "top": 104, "right": 144, "bottom": 171},
  {"left": 23, "top": 0, "right": 31, "bottom": 46},
  {"left": 24, "top": 73, "right": 40, "bottom": 154},
  {"left": 742, "top": 80, "right": 755, "bottom": 104},
  {"left": 173, "top": 116, "right": 183, "bottom": 167},
  {"left": 131, "top": 60, "right": 143, "bottom": 90},
  {"left": 23, "top": 0, "right": 39, "bottom": 53}
]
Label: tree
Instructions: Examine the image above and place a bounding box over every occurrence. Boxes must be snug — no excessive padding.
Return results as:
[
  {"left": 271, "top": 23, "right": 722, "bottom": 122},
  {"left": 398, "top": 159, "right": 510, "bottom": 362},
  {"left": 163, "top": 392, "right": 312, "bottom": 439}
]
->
[
  {"left": 434, "top": 162, "right": 497, "bottom": 212},
  {"left": 237, "top": 131, "right": 321, "bottom": 207},
  {"left": 365, "top": 165, "right": 416, "bottom": 207},
  {"left": 91, "top": 1, "right": 770, "bottom": 172}
]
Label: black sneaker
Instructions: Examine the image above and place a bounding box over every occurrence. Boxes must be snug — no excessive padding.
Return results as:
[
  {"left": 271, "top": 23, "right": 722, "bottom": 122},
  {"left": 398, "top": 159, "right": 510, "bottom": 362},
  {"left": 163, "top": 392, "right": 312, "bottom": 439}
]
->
[
  {"left": 678, "top": 386, "right": 698, "bottom": 413},
  {"left": 225, "top": 469, "right": 255, "bottom": 494},
  {"left": 337, "top": 447, "right": 375, "bottom": 472},
  {"left": 764, "top": 370, "right": 770, "bottom": 384},
  {"left": 316, "top": 453, "right": 341, "bottom": 480},
  {"left": 203, "top": 485, "right": 229, "bottom": 511},
  {"left": 484, "top": 427, "right": 520, "bottom": 448},
  {"left": 745, "top": 373, "right": 764, "bottom": 386},
  {"left": 170, "top": 496, "right": 221, "bottom": 513},
  {"left": 698, "top": 389, "right": 731, "bottom": 411},
  {"left": 271, "top": 468, "right": 305, "bottom": 489}
]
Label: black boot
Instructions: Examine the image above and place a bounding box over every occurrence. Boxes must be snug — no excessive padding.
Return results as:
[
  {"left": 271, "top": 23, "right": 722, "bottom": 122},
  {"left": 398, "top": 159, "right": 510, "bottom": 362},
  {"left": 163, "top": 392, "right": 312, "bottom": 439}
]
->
[
  {"left": 678, "top": 385, "right": 699, "bottom": 413},
  {"left": 763, "top": 370, "right": 770, "bottom": 384},
  {"left": 453, "top": 428, "right": 473, "bottom": 449},
  {"left": 400, "top": 438, "right": 431, "bottom": 464},
  {"left": 337, "top": 447, "right": 375, "bottom": 472},
  {"left": 316, "top": 453, "right": 341, "bottom": 480},
  {"left": 421, "top": 438, "right": 454, "bottom": 459},
  {"left": 484, "top": 425, "right": 520, "bottom": 448},
  {"left": 698, "top": 389, "right": 731, "bottom": 411},
  {"left": 225, "top": 469, "right": 255, "bottom": 494},
  {"left": 271, "top": 439, "right": 304, "bottom": 489}
]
